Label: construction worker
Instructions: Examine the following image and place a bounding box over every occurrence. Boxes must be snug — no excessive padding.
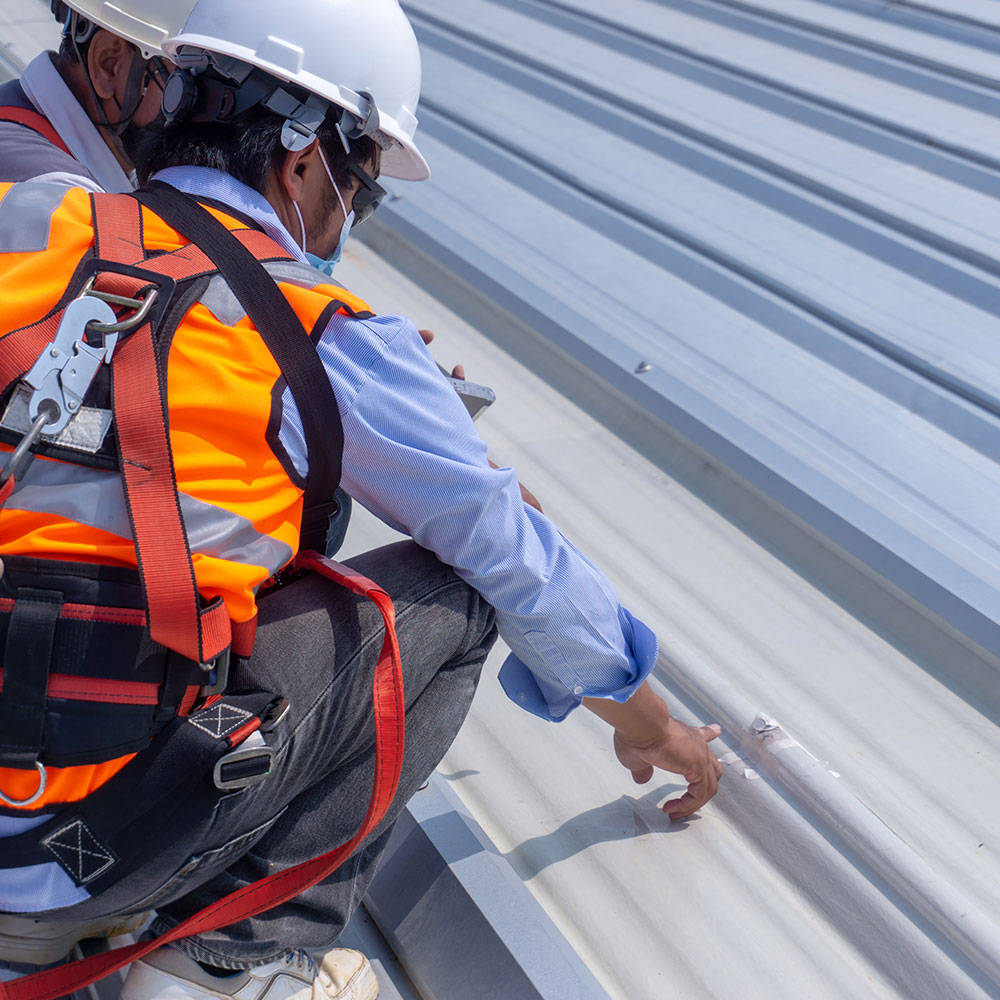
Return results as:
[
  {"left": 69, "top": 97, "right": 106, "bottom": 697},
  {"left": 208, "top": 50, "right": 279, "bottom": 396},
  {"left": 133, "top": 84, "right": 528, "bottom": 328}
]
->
[
  {"left": 0, "top": 0, "right": 195, "bottom": 191},
  {"left": 0, "top": 0, "right": 722, "bottom": 996},
  {"left": 0, "top": 0, "right": 518, "bottom": 541}
]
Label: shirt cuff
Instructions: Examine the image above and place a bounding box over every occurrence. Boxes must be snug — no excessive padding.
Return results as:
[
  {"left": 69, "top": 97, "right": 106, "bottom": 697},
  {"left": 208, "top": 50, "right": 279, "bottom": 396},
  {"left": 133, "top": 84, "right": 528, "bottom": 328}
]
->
[{"left": 498, "top": 608, "right": 659, "bottom": 722}]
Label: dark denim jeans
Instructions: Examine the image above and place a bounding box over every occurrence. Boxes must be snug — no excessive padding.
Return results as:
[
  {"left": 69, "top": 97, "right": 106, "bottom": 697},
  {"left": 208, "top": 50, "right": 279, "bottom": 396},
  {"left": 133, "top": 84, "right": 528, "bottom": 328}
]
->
[{"left": 35, "top": 542, "right": 496, "bottom": 967}]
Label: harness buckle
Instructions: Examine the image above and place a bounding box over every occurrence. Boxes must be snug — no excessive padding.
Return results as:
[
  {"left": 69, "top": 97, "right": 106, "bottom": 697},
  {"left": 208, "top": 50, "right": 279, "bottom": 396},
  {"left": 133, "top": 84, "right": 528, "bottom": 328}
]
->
[{"left": 213, "top": 742, "right": 274, "bottom": 791}]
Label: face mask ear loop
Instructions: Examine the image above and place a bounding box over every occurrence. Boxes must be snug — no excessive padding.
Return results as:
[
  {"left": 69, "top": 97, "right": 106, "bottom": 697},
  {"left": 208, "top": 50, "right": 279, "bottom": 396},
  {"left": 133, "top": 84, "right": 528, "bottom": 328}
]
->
[
  {"left": 292, "top": 199, "right": 308, "bottom": 253},
  {"left": 318, "top": 145, "right": 350, "bottom": 224}
]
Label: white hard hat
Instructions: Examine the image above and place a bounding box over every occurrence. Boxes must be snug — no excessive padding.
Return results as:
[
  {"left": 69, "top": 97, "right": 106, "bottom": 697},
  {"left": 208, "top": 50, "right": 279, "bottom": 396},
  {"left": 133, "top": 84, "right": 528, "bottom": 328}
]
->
[
  {"left": 162, "top": 0, "right": 429, "bottom": 181},
  {"left": 53, "top": 0, "right": 200, "bottom": 59}
]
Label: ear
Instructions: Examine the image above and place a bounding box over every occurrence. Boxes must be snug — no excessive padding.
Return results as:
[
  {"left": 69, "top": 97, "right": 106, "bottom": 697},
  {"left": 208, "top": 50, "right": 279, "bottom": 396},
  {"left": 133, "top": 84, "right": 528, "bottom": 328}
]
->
[
  {"left": 275, "top": 139, "right": 322, "bottom": 204},
  {"left": 86, "top": 29, "right": 136, "bottom": 101}
]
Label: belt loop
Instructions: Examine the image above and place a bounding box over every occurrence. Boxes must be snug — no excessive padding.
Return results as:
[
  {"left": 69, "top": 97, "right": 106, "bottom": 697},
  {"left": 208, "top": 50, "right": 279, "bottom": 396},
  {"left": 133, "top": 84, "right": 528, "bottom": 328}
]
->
[{"left": 0, "top": 587, "right": 62, "bottom": 770}]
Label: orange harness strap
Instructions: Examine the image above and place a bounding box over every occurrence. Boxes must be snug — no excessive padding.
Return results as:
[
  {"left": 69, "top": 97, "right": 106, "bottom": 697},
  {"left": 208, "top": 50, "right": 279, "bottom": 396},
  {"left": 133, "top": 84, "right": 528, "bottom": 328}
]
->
[
  {"left": 91, "top": 193, "right": 227, "bottom": 663},
  {"left": 0, "top": 553, "right": 406, "bottom": 1000},
  {"left": 0, "top": 108, "right": 72, "bottom": 156}
]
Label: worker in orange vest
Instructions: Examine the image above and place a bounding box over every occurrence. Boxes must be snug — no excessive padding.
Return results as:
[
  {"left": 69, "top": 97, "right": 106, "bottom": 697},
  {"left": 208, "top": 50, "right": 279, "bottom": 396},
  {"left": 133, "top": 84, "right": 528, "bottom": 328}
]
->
[{"left": 0, "top": 1, "right": 722, "bottom": 996}]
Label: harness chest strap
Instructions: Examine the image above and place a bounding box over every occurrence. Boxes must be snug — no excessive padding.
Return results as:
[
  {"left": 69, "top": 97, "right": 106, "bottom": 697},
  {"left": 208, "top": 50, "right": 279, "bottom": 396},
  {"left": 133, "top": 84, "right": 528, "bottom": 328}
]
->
[{"left": 0, "top": 553, "right": 405, "bottom": 1000}]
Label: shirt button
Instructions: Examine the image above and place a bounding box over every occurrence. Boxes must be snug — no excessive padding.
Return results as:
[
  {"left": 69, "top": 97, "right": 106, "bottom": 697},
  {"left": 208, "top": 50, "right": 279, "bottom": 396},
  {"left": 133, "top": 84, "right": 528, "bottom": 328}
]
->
[{"left": 573, "top": 685, "right": 584, "bottom": 696}]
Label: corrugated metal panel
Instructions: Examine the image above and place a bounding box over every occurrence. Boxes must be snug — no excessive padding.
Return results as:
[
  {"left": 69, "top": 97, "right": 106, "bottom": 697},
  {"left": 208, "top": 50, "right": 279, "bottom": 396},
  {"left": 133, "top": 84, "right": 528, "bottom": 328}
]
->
[
  {"left": 339, "top": 238, "right": 1000, "bottom": 1000},
  {"left": 365, "top": 0, "right": 1000, "bottom": 671},
  {"left": 343, "top": 2, "right": 1000, "bottom": 997}
]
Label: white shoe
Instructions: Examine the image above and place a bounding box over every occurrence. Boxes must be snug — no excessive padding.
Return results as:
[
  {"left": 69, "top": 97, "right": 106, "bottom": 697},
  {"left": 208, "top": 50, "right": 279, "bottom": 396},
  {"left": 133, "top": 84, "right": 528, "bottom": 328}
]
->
[
  {"left": 119, "top": 945, "right": 378, "bottom": 1000},
  {"left": 0, "top": 911, "right": 151, "bottom": 967}
]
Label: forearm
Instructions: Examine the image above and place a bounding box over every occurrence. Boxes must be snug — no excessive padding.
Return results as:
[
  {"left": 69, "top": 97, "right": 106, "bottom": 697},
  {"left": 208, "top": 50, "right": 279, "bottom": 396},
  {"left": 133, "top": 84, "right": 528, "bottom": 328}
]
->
[{"left": 583, "top": 681, "right": 671, "bottom": 744}]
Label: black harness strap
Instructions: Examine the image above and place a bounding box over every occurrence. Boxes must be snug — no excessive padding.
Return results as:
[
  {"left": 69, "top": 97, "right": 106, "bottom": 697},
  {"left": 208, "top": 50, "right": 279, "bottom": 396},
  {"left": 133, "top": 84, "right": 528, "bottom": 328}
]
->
[
  {"left": 0, "top": 588, "right": 62, "bottom": 769},
  {"left": 131, "top": 182, "right": 345, "bottom": 553}
]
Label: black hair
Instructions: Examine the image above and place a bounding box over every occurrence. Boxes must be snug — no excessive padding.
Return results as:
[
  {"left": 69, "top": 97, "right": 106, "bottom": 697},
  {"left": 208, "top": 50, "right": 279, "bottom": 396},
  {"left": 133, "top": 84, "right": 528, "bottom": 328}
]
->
[
  {"left": 135, "top": 101, "right": 379, "bottom": 193},
  {"left": 55, "top": 33, "right": 81, "bottom": 65}
]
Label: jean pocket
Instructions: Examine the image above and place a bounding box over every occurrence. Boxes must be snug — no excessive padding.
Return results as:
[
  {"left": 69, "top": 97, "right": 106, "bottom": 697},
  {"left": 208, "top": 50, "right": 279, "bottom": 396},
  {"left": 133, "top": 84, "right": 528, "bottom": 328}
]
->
[{"left": 127, "top": 807, "right": 287, "bottom": 912}]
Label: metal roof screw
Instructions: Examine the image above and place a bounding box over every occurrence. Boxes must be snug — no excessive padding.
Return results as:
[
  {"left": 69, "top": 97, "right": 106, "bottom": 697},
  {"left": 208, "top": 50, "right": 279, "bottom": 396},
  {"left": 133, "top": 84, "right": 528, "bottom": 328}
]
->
[{"left": 634, "top": 361, "right": 652, "bottom": 374}]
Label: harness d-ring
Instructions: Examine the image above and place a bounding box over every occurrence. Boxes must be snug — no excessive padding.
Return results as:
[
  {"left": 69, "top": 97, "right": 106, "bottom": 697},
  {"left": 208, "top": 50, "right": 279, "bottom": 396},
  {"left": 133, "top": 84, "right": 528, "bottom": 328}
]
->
[{"left": 0, "top": 761, "right": 47, "bottom": 807}]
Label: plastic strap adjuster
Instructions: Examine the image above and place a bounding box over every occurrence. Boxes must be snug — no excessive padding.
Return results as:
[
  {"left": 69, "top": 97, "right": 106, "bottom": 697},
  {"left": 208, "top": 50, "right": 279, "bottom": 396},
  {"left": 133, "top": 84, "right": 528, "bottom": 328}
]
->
[{"left": 212, "top": 745, "right": 274, "bottom": 791}]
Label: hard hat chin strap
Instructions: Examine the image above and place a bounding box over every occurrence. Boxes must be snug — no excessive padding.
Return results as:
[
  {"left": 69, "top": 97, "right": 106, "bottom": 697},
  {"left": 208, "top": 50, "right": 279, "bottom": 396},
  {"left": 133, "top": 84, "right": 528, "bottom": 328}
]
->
[{"left": 66, "top": 11, "right": 152, "bottom": 164}]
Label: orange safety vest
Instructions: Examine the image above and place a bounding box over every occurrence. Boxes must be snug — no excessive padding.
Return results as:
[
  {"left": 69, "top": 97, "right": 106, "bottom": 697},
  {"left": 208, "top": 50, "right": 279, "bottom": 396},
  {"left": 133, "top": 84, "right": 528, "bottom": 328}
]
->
[
  {"left": 0, "top": 184, "right": 405, "bottom": 1000},
  {"left": 0, "top": 181, "right": 374, "bottom": 812}
]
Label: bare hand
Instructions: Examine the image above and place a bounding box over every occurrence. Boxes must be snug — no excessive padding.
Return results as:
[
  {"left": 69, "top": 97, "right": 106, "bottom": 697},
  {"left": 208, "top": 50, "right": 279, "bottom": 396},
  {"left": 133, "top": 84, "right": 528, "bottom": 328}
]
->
[
  {"left": 585, "top": 683, "right": 722, "bottom": 820},
  {"left": 420, "top": 329, "right": 466, "bottom": 379},
  {"left": 614, "top": 718, "right": 722, "bottom": 820}
]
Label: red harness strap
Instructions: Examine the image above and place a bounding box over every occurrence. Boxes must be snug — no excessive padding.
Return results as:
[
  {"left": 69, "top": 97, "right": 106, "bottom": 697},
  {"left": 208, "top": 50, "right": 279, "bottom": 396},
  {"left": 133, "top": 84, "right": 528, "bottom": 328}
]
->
[
  {"left": 0, "top": 107, "right": 72, "bottom": 156},
  {"left": 90, "top": 194, "right": 227, "bottom": 663},
  {"left": 0, "top": 554, "right": 405, "bottom": 1000}
]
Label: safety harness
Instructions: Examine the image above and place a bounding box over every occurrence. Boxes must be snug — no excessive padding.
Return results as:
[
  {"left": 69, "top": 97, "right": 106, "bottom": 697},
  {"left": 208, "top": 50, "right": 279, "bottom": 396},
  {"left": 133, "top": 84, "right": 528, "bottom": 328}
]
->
[{"left": 0, "top": 184, "right": 405, "bottom": 999}]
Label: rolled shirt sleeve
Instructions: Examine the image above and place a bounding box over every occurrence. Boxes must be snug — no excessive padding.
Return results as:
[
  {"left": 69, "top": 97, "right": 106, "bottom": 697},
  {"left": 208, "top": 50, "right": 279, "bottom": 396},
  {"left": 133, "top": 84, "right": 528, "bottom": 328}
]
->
[{"left": 278, "top": 309, "right": 658, "bottom": 721}]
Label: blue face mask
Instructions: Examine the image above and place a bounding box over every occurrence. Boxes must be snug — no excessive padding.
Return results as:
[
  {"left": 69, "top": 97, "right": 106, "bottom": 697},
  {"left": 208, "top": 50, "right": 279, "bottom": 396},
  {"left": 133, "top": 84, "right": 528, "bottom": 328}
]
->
[
  {"left": 293, "top": 145, "right": 355, "bottom": 277},
  {"left": 304, "top": 219, "right": 351, "bottom": 277}
]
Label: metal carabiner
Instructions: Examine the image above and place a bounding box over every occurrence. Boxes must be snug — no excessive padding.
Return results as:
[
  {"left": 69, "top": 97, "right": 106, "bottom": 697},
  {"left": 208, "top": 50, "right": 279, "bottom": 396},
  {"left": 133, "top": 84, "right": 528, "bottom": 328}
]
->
[{"left": 21, "top": 297, "right": 118, "bottom": 437}]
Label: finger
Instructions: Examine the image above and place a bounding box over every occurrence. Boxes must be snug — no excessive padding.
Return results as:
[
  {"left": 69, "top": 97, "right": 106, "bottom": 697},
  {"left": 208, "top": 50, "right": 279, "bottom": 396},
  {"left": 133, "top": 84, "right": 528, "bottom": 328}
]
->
[
  {"left": 662, "top": 790, "right": 700, "bottom": 820},
  {"left": 418, "top": 328, "right": 435, "bottom": 345},
  {"left": 631, "top": 764, "right": 654, "bottom": 785},
  {"left": 451, "top": 364, "right": 466, "bottom": 380},
  {"left": 700, "top": 724, "right": 722, "bottom": 741},
  {"left": 672, "top": 756, "right": 720, "bottom": 818},
  {"left": 664, "top": 775, "right": 712, "bottom": 820},
  {"left": 519, "top": 484, "right": 543, "bottom": 512}
]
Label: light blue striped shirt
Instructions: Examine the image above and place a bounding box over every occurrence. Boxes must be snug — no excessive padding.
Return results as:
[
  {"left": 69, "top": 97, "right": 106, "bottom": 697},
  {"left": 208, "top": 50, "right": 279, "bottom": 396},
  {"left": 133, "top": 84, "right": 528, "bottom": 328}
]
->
[{"left": 155, "top": 167, "right": 658, "bottom": 721}]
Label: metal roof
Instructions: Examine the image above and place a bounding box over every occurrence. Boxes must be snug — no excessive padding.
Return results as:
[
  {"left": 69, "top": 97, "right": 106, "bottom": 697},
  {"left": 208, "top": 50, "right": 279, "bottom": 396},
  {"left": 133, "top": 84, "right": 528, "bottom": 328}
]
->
[
  {"left": 348, "top": 1, "right": 1000, "bottom": 997},
  {"left": 2, "top": 1, "right": 1000, "bottom": 997}
]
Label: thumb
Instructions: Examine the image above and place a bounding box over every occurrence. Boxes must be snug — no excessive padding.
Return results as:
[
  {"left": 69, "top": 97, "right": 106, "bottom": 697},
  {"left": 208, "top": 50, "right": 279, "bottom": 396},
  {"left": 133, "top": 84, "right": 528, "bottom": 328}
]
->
[{"left": 699, "top": 724, "right": 722, "bottom": 742}]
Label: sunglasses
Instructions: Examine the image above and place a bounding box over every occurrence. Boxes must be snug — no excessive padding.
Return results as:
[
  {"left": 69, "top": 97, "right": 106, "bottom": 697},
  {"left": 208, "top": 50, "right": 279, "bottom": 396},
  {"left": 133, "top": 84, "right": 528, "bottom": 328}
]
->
[{"left": 348, "top": 163, "right": 386, "bottom": 227}]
